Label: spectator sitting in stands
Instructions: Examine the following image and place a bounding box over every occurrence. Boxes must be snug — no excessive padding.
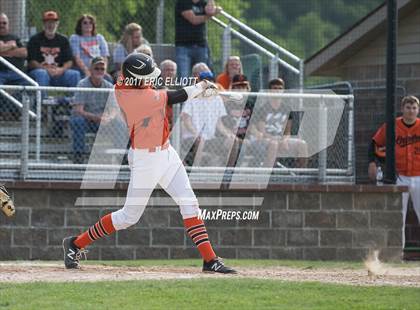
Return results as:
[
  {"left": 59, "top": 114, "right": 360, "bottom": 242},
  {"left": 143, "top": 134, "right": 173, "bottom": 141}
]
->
[
  {"left": 216, "top": 56, "right": 242, "bottom": 90},
  {"left": 159, "top": 59, "right": 178, "bottom": 130},
  {"left": 218, "top": 74, "right": 255, "bottom": 167},
  {"left": 135, "top": 44, "right": 153, "bottom": 58},
  {"left": 160, "top": 59, "right": 177, "bottom": 88},
  {"left": 70, "top": 14, "right": 112, "bottom": 83},
  {"left": 69, "top": 56, "right": 114, "bottom": 164},
  {"left": 113, "top": 23, "right": 148, "bottom": 79},
  {"left": 175, "top": 0, "right": 221, "bottom": 78},
  {"left": 268, "top": 77, "right": 285, "bottom": 90},
  {"left": 27, "top": 11, "right": 80, "bottom": 90},
  {"left": 253, "top": 78, "right": 308, "bottom": 168},
  {"left": 180, "top": 62, "right": 229, "bottom": 166},
  {"left": 0, "top": 13, "right": 28, "bottom": 85}
]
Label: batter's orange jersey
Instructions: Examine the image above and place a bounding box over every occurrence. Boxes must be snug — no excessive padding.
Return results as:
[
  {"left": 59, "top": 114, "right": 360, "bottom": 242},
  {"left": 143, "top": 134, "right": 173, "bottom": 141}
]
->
[
  {"left": 115, "top": 82, "right": 170, "bottom": 149},
  {"left": 372, "top": 117, "right": 420, "bottom": 176}
]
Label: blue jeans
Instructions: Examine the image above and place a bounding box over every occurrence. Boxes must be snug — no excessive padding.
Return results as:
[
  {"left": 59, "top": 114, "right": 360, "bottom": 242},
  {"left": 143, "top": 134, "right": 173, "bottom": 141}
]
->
[
  {"left": 29, "top": 68, "right": 81, "bottom": 87},
  {"left": 0, "top": 69, "right": 30, "bottom": 85},
  {"left": 30, "top": 68, "right": 81, "bottom": 99},
  {"left": 176, "top": 45, "right": 209, "bottom": 78},
  {"left": 70, "top": 115, "right": 99, "bottom": 155}
]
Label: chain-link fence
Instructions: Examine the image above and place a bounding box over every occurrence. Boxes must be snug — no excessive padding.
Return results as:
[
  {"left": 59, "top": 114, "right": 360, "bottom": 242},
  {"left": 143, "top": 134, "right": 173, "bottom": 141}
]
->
[
  {"left": 177, "top": 89, "right": 353, "bottom": 185},
  {"left": 0, "top": 83, "right": 353, "bottom": 184}
]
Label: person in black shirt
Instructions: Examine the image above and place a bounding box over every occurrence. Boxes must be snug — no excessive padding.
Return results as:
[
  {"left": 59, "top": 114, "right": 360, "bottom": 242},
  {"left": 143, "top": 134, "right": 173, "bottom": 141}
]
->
[
  {"left": 0, "top": 13, "right": 28, "bottom": 85},
  {"left": 253, "top": 78, "right": 308, "bottom": 168},
  {"left": 217, "top": 74, "right": 255, "bottom": 167},
  {"left": 175, "top": 0, "right": 221, "bottom": 78},
  {"left": 27, "top": 11, "right": 80, "bottom": 89}
]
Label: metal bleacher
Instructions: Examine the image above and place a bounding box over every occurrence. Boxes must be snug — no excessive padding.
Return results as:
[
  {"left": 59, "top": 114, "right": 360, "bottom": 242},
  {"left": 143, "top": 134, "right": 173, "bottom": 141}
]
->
[{"left": 1, "top": 43, "right": 178, "bottom": 167}]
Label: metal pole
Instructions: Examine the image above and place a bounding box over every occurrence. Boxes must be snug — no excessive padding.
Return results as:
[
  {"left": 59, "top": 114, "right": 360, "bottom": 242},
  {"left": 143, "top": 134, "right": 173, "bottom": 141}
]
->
[
  {"left": 219, "top": 10, "right": 300, "bottom": 63},
  {"left": 347, "top": 97, "right": 355, "bottom": 177},
  {"left": 36, "top": 90, "right": 41, "bottom": 161},
  {"left": 0, "top": 85, "right": 353, "bottom": 99},
  {"left": 222, "top": 23, "right": 232, "bottom": 66},
  {"left": 20, "top": 93, "right": 30, "bottom": 180},
  {"left": 384, "top": 0, "right": 397, "bottom": 184},
  {"left": 0, "top": 56, "right": 37, "bottom": 86},
  {"left": 212, "top": 17, "right": 301, "bottom": 75},
  {"left": 299, "top": 60, "right": 304, "bottom": 90},
  {"left": 269, "top": 54, "right": 279, "bottom": 81},
  {"left": 318, "top": 98, "right": 328, "bottom": 182},
  {"left": 0, "top": 89, "right": 36, "bottom": 118},
  {"left": 19, "top": 0, "right": 27, "bottom": 40},
  {"left": 156, "top": 0, "right": 164, "bottom": 44}
]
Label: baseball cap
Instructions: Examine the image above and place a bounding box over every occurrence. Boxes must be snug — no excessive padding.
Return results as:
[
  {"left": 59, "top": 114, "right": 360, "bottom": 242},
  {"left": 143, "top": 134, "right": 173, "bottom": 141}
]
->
[
  {"left": 231, "top": 74, "right": 249, "bottom": 86},
  {"left": 42, "top": 11, "right": 59, "bottom": 21},
  {"left": 199, "top": 71, "right": 214, "bottom": 81},
  {"left": 91, "top": 56, "right": 106, "bottom": 66}
]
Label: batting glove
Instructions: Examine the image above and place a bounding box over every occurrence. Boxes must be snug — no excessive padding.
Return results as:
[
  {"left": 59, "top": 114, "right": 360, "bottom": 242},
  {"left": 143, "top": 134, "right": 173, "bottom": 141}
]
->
[{"left": 0, "top": 185, "right": 15, "bottom": 217}]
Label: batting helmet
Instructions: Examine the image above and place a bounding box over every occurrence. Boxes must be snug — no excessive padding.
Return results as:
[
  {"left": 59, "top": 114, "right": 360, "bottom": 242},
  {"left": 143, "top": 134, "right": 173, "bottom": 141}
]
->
[{"left": 122, "top": 52, "right": 161, "bottom": 80}]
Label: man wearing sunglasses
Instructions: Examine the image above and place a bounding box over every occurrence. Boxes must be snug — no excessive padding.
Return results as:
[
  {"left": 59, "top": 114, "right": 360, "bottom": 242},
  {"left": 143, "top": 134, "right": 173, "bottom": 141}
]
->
[
  {"left": 0, "top": 13, "right": 28, "bottom": 86},
  {"left": 69, "top": 56, "right": 115, "bottom": 163}
]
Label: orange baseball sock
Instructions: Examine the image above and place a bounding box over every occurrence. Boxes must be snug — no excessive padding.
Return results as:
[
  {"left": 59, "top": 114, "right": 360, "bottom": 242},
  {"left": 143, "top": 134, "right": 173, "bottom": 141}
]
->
[
  {"left": 74, "top": 214, "right": 116, "bottom": 249},
  {"left": 184, "top": 216, "right": 216, "bottom": 262}
]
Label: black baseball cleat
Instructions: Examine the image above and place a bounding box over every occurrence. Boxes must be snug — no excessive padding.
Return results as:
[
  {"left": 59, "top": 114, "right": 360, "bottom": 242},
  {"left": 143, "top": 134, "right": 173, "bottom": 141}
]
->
[
  {"left": 62, "top": 236, "right": 87, "bottom": 269},
  {"left": 203, "top": 257, "right": 237, "bottom": 274}
]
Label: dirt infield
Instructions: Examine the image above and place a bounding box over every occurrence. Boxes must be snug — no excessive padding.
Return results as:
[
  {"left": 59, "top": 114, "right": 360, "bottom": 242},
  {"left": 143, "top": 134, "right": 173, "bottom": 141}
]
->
[{"left": 0, "top": 262, "right": 420, "bottom": 287}]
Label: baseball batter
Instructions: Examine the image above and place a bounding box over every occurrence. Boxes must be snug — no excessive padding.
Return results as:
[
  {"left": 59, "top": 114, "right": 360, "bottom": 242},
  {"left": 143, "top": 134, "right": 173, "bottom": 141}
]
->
[
  {"left": 368, "top": 96, "right": 420, "bottom": 243},
  {"left": 63, "top": 53, "right": 236, "bottom": 274}
]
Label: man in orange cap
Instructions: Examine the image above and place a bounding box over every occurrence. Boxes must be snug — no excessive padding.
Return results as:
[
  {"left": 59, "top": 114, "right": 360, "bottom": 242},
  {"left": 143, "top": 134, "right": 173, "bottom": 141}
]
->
[{"left": 27, "top": 11, "right": 80, "bottom": 90}]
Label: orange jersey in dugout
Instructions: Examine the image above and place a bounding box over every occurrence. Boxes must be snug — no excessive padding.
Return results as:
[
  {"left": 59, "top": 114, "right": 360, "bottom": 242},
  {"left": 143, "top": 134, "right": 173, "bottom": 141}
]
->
[
  {"left": 372, "top": 117, "right": 420, "bottom": 176},
  {"left": 115, "top": 82, "right": 171, "bottom": 149}
]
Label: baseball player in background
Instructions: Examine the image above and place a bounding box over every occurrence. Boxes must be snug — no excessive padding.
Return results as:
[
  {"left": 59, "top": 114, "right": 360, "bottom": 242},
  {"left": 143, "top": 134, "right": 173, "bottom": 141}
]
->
[
  {"left": 368, "top": 95, "right": 420, "bottom": 243},
  {"left": 63, "top": 53, "right": 236, "bottom": 274}
]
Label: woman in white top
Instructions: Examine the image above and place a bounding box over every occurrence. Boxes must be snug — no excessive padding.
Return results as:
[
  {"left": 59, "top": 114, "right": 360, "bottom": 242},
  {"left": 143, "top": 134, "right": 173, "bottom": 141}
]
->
[{"left": 113, "top": 23, "right": 149, "bottom": 78}]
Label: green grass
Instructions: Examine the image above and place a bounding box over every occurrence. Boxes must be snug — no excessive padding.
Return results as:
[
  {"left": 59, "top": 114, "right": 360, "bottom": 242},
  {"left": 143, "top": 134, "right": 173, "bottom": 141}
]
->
[
  {"left": 1, "top": 279, "right": 419, "bottom": 310},
  {"left": 2, "top": 260, "right": 420, "bottom": 309}
]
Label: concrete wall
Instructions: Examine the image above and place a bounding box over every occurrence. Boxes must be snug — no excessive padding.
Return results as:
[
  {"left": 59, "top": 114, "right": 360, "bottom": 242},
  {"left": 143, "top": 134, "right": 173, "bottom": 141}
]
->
[{"left": 0, "top": 182, "right": 407, "bottom": 262}]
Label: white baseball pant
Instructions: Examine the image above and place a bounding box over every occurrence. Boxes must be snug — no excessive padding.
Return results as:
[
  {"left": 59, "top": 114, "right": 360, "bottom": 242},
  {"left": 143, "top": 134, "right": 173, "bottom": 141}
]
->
[
  {"left": 111, "top": 145, "right": 200, "bottom": 230},
  {"left": 397, "top": 175, "right": 420, "bottom": 246},
  {"left": 397, "top": 175, "right": 420, "bottom": 223}
]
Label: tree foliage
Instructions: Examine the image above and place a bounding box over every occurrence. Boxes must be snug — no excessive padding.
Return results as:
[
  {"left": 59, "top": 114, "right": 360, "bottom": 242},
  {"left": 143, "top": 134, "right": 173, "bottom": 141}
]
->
[
  {"left": 27, "top": 0, "right": 383, "bottom": 60},
  {"left": 243, "top": 0, "right": 383, "bottom": 58}
]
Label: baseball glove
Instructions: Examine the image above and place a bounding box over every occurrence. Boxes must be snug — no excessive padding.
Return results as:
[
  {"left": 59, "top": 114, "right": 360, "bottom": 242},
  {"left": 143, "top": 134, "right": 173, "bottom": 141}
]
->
[{"left": 0, "top": 185, "right": 15, "bottom": 217}]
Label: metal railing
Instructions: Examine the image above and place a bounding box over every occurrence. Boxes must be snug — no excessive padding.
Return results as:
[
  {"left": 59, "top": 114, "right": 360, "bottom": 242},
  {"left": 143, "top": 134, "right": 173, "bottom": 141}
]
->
[
  {"left": 0, "top": 84, "right": 354, "bottom": 184},
  {"left": 308, "top": 82, "right": 355, "bottom": 181},
  {"left": 0, "top": 56, "right": 42, "bottom": 161},
  {"left": 211, "top": 10, "right": 304, "bottom": 89}
]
